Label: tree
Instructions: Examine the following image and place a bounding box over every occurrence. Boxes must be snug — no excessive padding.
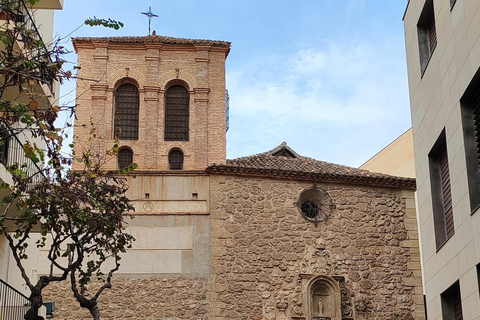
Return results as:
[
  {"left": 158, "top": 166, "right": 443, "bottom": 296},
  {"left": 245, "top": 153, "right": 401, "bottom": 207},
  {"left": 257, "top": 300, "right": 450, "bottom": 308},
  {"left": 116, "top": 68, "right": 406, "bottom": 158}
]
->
[{"left": 0, "top": 1, "right": 133, "bottom": 319}]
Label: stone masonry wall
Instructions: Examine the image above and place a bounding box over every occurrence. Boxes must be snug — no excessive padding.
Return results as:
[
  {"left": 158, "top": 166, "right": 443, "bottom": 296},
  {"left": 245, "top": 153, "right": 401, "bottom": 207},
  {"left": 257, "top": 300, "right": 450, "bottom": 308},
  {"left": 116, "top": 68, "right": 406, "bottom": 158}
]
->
[
  {"left": 44, "top": 277, "right": 209, "bottom": 319},
  {"left": 209, "top": 175, "right": 424, "bottom": 320}
]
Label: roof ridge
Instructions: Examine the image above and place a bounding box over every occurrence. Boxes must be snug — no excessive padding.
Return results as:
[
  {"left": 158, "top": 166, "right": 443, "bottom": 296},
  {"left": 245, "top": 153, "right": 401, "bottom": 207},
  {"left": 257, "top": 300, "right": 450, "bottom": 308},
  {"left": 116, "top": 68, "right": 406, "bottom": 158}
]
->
[
  {"left": 72, "top": 35, "right": 231, "bottom": 46},
  {"left": 216, "top": 142, "right": 415, "bottom": 190}
]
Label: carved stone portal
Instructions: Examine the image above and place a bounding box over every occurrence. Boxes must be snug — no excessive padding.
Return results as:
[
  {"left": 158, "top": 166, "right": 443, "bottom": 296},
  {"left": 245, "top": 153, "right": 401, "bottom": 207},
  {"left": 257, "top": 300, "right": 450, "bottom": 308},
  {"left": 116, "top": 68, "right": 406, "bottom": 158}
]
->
[{"left": 295, "top": 274, "right": 353, "bottom": 320}]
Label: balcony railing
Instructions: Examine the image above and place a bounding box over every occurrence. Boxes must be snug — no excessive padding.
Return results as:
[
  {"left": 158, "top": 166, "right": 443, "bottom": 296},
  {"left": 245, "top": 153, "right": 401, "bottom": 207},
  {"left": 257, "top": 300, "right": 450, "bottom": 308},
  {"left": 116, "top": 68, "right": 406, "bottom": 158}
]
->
[
  {"left": 0, "top": 0, "right": 54, "bottom": 92},
  {"left": 0, "top": 279, "right": 31, "bottom": 320},
  {"left": 0, "top": 121, "right": 44, "bottom": 187}
]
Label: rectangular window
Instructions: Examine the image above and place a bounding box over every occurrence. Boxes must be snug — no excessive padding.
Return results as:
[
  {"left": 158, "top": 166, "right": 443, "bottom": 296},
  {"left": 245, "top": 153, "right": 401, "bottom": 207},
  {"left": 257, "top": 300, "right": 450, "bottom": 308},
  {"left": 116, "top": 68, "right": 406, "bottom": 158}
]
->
[
  {"left": 441, "top": 281, "right": 463, "bottom": 320},
  {"left": 429, "top": 131, "right": 454, "bottom": 249},
  {"left": 450, "top": 0, "right": 457, "bottom": 10},
  {"left": 477, "top": 264, "right": 480, "bottom": 300},
  {"left": 417, "top": 0, "right": 436, "bottom": 74},
  {"left": 460, "top": 68, "right": 480, "bottom": 213}
]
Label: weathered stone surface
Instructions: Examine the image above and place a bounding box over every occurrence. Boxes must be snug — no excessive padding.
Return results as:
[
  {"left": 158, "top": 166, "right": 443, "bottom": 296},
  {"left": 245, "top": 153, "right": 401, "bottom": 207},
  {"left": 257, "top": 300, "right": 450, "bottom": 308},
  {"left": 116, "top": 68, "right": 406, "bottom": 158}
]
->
[
  {"left": 209, "top": 176, "right": 424, "bottom": 320},
  {"left": 44, "top": 277, "right": 209, "bottom": 319}
]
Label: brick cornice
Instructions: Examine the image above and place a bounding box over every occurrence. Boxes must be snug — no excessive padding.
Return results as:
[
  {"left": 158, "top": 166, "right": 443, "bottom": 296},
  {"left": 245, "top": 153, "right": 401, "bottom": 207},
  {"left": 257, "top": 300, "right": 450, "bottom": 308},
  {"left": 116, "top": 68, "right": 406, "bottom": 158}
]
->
[
  {"left": 144, "top": 43, "right": 162, "bottom": 50},
  {"left": 92, "top": 41, "right": 109, "bottom": 48},
  {"left": 195, "top": 58, "right": 210, "bottom": 63},
  {"left": 93, "top": 55, "right": 109, "bottom": 60},
  {"left": 194, "top": 45, "right": 212, "bottom": 51},
  {"left": 90, "top": 84, "right": 108, "bottom": 91},
  {"left": 143, "top": 86, "right": 161, "bottom": 92},
  {"left": 193, "top": 88, "right": 210, "bottom": 94},
  {"left": 92, "top": 95, "right": 107, "bottom": 100}
]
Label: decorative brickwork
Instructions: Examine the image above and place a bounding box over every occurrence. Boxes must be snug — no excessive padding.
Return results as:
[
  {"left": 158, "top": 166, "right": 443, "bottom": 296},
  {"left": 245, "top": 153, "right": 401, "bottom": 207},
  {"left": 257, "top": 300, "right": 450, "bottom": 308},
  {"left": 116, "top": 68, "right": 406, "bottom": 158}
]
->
[{"left": 72, "top": 36, "right": 229, "bottom": 172}]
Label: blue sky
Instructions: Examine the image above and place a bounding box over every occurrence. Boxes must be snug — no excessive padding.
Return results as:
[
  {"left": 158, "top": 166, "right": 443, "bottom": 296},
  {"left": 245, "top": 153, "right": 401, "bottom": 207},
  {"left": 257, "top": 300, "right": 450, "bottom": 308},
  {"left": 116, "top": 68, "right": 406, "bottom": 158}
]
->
[{"left": 53, "top": 0, "right": 410, "bottom": 168}]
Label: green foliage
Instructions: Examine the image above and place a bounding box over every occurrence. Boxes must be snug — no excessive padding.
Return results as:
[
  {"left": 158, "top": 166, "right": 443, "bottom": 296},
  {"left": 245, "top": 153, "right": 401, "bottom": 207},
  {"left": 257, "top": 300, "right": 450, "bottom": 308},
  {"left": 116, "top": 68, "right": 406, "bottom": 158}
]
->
[
  {"left": 0, "top": 5, "right": 132, "bottom": 319},
  {"left": 84, "top": 17, "right": 124, "bottom": 30}
]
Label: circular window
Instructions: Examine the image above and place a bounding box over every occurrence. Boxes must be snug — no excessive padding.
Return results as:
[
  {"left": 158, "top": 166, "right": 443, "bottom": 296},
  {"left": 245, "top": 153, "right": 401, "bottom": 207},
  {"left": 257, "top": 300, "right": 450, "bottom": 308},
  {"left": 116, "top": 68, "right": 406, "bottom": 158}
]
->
[
  {"left": 295, "top": 186, "right": 334, "bottom": 225},
  {"left": 301, "top": 201, "right": 319, "bottom": 219}
]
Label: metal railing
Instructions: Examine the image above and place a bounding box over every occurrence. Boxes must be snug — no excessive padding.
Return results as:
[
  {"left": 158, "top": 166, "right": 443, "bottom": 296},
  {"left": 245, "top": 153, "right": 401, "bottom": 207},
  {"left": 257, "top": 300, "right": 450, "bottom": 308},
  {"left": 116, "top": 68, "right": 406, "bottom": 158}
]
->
[
  {"left": 0, "top": 121, "right": 44, "bottom": 187},
  {"left": 0, "top": 279, "right": 31, "bottom": 320},
  {"left": 0, "top": 0, "right": 54, "bottom": 92}
]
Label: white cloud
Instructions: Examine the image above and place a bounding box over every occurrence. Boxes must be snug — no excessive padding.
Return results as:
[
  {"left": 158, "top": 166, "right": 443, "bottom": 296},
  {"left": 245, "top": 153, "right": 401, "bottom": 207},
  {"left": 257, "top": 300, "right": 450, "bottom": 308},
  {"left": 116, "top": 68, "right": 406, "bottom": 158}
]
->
[{"left": 226, "top": 37, "right": 411, "bottom": 167}]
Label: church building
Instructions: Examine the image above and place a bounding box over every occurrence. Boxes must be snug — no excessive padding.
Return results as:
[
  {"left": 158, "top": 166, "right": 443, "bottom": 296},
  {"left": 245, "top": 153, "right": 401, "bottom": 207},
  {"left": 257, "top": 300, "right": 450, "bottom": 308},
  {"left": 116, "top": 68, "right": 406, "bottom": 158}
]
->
[{"left": 44, "top": 35, "right": 425, "bottom": 320}]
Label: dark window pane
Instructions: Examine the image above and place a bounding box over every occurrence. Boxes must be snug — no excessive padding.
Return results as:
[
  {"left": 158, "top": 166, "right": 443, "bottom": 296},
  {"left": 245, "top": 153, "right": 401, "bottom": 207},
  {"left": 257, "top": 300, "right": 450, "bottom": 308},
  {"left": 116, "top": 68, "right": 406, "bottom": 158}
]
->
[
  {"left": 169, "top": 149, "right": 183, "bottom": 170},
  {"left": 118, "top": 148, "right": 133, "bottom": 169},
  {"left": 165, "top": 85, "right": 189, "bottom": 141},
  {"left": 114, "top": 84, "right": 139, "bottom": 140}
]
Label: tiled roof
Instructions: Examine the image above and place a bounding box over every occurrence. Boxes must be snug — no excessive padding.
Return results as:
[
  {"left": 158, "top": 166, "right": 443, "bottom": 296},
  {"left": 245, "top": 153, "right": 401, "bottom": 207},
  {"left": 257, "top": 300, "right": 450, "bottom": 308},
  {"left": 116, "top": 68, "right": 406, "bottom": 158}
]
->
[
  {"left": 207, "top": 142, "right": 416, "bottom": 190},
  {"left": 72, "top": 35, "right": 230, "bottom": 51}
]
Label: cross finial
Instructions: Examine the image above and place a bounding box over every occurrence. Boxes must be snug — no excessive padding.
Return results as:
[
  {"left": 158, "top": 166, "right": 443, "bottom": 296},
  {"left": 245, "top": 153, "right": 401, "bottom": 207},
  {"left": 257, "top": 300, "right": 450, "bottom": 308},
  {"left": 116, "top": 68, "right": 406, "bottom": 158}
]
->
[{"left": 141, "top": 7, "right": 158, "bottom": 36}]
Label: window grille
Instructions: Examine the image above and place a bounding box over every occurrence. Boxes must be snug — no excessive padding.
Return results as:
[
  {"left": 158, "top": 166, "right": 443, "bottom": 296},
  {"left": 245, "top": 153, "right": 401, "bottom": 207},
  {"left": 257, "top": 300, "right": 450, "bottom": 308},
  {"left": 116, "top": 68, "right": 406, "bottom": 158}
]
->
[
  {"left": 165, "top": 85, "right": 189, "bottom": 141},
  {"left": 118, "top": 148, "right": 133, "bottom": 169},
  {"left": 114, "top": 84, "right": 139, "bottom": 140},
  {"left": 168, "top": 149, "right": 183, "bottom": 170}
]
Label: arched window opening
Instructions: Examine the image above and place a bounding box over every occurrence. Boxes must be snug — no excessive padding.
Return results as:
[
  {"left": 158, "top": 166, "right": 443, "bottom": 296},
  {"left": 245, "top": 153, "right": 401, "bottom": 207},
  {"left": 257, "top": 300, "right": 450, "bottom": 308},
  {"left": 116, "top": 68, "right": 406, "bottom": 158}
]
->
[
  {"left": 118, "top": 148, "right": 133, "bottom": 170},
  {"left": 164, "top": 85, "right": 189, "bottom": 141},
  {"left": 168, "top": 149, "right": 183, "bottom": 170},
  {"left": 114, "top": 83, "right": 139, "bottom": 140}
]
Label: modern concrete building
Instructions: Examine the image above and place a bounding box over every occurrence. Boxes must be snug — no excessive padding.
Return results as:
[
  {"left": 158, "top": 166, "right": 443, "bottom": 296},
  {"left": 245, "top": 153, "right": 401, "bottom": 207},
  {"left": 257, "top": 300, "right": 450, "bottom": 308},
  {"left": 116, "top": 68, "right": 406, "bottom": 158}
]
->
[{"left": 404, "top": 0, "right": 480, "bottom": 319}]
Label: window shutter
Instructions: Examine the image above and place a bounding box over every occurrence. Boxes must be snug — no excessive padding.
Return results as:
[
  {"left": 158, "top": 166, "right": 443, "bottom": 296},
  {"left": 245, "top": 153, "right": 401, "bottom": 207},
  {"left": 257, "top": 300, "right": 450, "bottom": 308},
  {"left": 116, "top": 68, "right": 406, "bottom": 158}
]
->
[
  {"left": 440, "top": 147, "right": 454, "bottom": 238},
  {"left": 428, "top": 13, "right": 437, "bottom": 53},
  {"left": 472, "top": 101, "right": 480, "bottom": 168},
  {"left": 453, "top": 287, "right": 463, "bottom": 320}
]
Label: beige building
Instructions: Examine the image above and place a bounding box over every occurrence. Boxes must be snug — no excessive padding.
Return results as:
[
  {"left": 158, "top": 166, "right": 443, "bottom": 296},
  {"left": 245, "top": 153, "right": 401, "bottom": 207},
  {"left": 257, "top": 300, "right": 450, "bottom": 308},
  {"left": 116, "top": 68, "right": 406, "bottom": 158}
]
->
[
  {"left": 404, "top": 0, "right": 480, "bottom": 319},
  {"left": 37, "top": 35, "right": 427, "bottom": 319},
  {"left": 0, "top": 0, "right": 64, "bottom": 304},
  {"left": 360, "top": 129, "right": 415, "bottom": 179}
]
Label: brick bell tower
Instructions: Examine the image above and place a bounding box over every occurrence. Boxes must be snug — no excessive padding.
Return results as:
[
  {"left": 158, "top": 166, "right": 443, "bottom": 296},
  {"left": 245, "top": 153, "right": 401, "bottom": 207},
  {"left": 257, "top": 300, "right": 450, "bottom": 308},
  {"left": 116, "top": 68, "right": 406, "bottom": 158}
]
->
[
  {"left": 69, "top": 36, "right": 230, "bottom": 280},
  {"left": 72, "top": 35, "right": 230, "bottom": 172}
]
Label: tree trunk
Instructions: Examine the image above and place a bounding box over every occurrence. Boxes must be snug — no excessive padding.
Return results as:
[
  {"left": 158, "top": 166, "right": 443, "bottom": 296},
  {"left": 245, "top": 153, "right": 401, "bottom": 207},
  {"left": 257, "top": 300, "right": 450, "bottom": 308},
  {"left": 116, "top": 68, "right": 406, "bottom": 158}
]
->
[
  {"left": 88, "top": 303, "right": 100, "bottom": 320},
  {"left": 24, "top": 292, "right": 44, "bottom": 320}
]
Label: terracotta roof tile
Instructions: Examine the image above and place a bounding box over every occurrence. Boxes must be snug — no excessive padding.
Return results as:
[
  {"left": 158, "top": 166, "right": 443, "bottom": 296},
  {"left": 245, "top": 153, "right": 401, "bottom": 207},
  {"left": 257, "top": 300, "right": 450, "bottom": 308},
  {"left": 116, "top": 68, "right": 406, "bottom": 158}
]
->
[
  {"left": 72, "top": 35, "right": 230, "bottom": 51},
  {"left": 207, "top": 142, "right": 416, "bottom": 190}
]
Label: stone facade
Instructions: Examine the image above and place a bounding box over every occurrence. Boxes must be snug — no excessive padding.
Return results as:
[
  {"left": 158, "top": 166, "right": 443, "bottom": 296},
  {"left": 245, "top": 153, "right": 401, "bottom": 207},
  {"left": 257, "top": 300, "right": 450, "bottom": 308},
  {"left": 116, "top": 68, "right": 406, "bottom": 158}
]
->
[
  {"left": 209, "top": 175, "right": 423, "bottom": 320},
  {"left": 39, "top": 35, "right": 425, "bottom": 320},
  {"left": 44, "top": 277, "right": 209, "bottom": 319}
]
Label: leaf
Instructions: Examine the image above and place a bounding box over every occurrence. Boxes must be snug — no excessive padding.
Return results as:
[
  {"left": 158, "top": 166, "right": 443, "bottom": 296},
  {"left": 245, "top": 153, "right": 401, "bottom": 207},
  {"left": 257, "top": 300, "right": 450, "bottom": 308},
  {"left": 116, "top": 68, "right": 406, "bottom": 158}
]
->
[{"left": 29, "top": 100, "right": 38, "bottom": 110}]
